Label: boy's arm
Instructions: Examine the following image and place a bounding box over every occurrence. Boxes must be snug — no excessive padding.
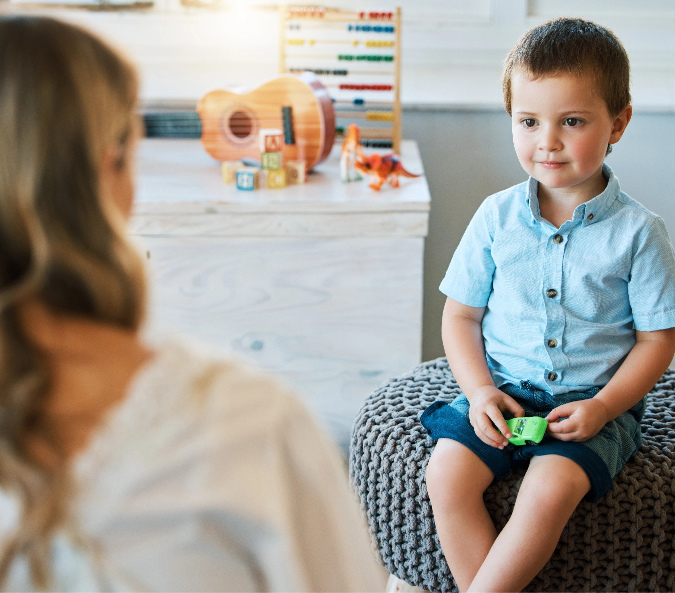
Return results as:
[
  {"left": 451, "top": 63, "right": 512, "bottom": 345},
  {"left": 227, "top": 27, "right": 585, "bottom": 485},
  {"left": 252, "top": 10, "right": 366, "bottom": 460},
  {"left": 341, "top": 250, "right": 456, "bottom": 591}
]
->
[
  {"left": 547, "top": 327, "right": 675, "bottom": 441},
  {"left": 442, "top": 297, "right": 524, "bottom": 449}
]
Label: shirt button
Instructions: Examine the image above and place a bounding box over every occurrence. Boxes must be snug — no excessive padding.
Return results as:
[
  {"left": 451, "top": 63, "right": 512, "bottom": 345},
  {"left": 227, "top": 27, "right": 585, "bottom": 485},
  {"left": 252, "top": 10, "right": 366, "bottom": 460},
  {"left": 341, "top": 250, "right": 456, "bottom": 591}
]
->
[
  {"left": 587, "top": 213, "right": 594, "bottom": 221},
  {"left": 548, "top": 371, "right": 558, "bottom": 381},
  {"left": 546, "top": 288, "right": 558, "bottom": 298},
  {"left": 548, "top": 339, "right": 558, "bottom": 348},
  {"left": 554, "top": 234, "right": 564, "bottom": 244}
]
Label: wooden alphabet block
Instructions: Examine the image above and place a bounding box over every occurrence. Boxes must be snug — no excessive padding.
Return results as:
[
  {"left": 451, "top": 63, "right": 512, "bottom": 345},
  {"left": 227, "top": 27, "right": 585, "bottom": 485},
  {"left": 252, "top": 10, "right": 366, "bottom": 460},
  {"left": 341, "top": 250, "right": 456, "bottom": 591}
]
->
[
  {"left": 261, "top": 151, "right": 283, "bottom": 171},
  {"left": 285, "top": 160, "right": 307, "bottom": 184},
  {"left": 265, "top": 169, "right": 287, "bottom": 189},
  {"left": 259, "top": 128, "right": 283, "bottom": 153},
  {"left": 235, "top": 167, "right": 260, "bottom": 191},
  {"left": 222, "top": 160, "right": 244, "bottom": 184}
]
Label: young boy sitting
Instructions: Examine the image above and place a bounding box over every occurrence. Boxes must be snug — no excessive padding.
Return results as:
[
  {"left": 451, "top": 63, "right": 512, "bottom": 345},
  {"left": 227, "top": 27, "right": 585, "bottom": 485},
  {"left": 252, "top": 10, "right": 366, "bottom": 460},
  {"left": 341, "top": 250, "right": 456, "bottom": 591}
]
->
[{"left": 421, "top": 17, "right": 675, "bottom": 593}]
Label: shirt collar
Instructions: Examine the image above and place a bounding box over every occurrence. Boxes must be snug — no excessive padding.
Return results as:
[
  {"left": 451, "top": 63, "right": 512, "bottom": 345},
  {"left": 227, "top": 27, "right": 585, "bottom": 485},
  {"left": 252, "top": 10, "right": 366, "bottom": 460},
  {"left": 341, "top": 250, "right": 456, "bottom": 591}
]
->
[{"left": 526, "top": 163, "right": 620, "bottom": 228}]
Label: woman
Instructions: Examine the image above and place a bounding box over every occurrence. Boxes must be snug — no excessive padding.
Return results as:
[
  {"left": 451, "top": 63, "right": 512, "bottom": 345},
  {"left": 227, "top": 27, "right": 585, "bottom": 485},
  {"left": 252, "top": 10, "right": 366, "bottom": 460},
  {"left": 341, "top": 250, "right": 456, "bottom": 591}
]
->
[{"left": 0, "top": 15, "right": 384, "bottom": 591}]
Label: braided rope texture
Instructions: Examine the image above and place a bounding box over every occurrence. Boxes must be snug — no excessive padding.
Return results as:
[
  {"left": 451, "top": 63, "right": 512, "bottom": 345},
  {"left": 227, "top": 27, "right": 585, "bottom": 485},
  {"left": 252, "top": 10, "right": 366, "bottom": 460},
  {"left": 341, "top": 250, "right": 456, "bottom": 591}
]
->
[{"left": 349, "top": 358, "right": 675, "bottom": 593}]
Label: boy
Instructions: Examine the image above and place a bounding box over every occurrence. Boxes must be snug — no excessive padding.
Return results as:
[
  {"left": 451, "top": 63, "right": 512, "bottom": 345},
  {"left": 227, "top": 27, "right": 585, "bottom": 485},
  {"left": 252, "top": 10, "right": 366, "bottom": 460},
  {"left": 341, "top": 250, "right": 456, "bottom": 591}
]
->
[{"left": 421, "top": 17, "right": 675, "bottom": 593}]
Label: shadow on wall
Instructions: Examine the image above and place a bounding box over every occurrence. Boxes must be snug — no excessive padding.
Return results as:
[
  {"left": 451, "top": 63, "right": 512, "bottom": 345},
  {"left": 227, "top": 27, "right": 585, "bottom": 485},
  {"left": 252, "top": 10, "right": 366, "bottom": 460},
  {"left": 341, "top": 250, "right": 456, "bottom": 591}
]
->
[{"left": 402, "top": 108, "right": 522, "bottom": 361}]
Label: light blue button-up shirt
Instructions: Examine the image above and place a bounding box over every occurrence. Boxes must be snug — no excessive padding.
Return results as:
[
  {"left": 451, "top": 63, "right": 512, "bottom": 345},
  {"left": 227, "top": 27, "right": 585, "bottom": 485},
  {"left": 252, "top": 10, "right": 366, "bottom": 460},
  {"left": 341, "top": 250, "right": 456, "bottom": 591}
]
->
[{"left": 440, "top": 164, "right": 675, "bottom": 395}]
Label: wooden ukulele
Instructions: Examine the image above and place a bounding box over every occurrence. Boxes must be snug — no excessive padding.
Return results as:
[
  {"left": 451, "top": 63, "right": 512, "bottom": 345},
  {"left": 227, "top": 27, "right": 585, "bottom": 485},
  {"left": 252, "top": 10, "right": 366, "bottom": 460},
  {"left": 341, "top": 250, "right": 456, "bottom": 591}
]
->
[{"left": 197, "top": 72, "right": 336, "bottom": 171}]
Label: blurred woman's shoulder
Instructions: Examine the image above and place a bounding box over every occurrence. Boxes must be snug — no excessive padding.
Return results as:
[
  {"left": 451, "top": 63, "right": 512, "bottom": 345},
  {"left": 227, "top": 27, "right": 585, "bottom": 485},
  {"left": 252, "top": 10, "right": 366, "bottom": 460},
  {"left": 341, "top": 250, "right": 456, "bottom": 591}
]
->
[{"left": 75, "top": 335, "right": 308, "bottom": 478}]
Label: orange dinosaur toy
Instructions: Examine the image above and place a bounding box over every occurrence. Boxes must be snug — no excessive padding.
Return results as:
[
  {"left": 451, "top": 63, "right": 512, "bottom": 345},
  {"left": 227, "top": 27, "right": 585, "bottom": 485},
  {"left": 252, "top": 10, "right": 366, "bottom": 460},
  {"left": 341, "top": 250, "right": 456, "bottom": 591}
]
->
[{"left": 354, "top": 152, "right": 420, "bottom": 190}]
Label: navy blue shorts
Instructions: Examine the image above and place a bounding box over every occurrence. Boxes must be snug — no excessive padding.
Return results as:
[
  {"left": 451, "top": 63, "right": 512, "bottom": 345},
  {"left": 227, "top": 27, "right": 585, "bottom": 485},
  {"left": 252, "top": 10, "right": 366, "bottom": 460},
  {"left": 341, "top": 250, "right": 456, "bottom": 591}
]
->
[{"left": 420, "top": 381, "right": 644, "bottom": 501}]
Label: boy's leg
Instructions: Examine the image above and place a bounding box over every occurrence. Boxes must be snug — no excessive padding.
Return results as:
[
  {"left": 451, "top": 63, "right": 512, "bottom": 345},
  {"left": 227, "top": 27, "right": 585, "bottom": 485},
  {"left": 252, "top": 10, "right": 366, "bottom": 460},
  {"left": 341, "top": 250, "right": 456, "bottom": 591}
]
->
[
  {"left": 425, "top": 438, "right": 496, "bottom": 592},
  {"left": 467, "top": 454, "right": 591, "bottom": 593}
]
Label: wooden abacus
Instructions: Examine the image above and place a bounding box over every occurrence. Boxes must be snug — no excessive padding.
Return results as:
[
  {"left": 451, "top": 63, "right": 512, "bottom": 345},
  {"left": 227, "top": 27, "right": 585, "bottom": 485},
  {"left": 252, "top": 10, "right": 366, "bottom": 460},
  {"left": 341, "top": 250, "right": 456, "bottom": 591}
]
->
[{"left": 279, "top": 5, "right": 402, "bottom": 154}]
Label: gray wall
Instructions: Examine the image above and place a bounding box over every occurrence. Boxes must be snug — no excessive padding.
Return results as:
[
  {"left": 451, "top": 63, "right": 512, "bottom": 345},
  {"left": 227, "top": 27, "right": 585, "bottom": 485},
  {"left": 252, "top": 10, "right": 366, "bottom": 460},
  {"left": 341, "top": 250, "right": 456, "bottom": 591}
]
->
[{"left": 402, "top": 109, "right": 675, "bottom": 361}]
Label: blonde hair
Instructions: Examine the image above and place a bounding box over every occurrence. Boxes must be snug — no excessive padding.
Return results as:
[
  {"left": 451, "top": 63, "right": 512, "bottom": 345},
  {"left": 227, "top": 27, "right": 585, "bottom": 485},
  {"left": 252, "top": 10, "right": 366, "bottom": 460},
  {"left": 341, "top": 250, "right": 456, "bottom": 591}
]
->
[
  {"left": 0, "top": 15, "right": 146, "bottom": 587},
  {"left": 502, "top": 17, "right": 631, "bottom": 117}
]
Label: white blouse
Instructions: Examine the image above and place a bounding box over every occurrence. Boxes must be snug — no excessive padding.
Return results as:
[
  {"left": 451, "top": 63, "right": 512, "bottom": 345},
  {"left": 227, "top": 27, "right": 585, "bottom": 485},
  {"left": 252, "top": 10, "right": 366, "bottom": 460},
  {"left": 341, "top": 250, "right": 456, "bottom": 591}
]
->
[{"left": 1, "top": 338, "right": 386, "bottom": 592}]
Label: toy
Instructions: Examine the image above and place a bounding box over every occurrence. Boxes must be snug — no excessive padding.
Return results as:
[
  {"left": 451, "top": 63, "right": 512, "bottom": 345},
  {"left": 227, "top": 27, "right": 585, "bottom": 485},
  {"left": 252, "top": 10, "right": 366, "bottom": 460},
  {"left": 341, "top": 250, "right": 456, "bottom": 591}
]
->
[
  {"left": 340, "top": 123, "right": 365, "bottom": 182},
  {"left": 197, "top": 73, "right": 335, "bottom": 172},
  {"left": 261, "top": 151, "right": 283, "bottom": 171},
  {"left": 235, "top": 167, "right": 260, "bottom": 191},
  {"left": 265, "top": 169, "right": 287, "bottom": 189},
  {"left": 259, "top": 128, "right": 283, "bottom": 153},
  {"left": 286, "top": 160, "right": 306, "bottom": 184},
  {"left": 222, "top": 160, "right": 244, "bottom": 184},
  {"left": 353, "top": 152, "right": 420, "bottom": 190},
  {"left": 503, "top": 416, "right": 548, "bottom": 446}
]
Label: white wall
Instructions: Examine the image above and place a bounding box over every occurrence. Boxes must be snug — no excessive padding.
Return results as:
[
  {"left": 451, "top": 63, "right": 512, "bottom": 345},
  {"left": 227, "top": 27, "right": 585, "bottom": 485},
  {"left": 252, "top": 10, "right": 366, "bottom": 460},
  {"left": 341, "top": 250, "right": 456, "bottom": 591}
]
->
[{"left": 6, "top": 0, "right": 675, "bottom": 111}]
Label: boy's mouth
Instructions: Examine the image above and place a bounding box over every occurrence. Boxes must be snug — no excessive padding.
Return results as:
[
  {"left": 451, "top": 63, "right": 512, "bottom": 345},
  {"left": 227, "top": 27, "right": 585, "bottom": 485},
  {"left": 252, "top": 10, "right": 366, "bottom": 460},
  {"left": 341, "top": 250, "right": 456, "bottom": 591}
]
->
[{"left": 538, "top": 161, "right": 566, "bottom": 169}]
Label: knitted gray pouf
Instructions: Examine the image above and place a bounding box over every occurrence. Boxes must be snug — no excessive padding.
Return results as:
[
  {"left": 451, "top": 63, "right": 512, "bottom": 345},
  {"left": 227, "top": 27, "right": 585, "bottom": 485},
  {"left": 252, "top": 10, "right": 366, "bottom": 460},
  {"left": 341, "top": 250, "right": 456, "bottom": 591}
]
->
[{"left": 349, "top": 358, "right": 675, "bottom": 593}]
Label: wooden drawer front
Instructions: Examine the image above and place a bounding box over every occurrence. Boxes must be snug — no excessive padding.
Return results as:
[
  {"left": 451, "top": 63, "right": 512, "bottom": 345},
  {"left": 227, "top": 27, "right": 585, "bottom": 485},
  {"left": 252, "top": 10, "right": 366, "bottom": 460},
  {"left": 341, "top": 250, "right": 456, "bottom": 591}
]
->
[{"left": 139, "top": 235, "right": 424, "bottom": 450}]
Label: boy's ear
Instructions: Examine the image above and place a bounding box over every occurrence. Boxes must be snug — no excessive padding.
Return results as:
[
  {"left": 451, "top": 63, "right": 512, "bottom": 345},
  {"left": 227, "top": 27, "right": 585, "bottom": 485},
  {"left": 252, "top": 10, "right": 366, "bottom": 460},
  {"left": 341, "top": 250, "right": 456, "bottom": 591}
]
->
[{"left": 609, "top": 104, "right": 633, "bottom": 145}]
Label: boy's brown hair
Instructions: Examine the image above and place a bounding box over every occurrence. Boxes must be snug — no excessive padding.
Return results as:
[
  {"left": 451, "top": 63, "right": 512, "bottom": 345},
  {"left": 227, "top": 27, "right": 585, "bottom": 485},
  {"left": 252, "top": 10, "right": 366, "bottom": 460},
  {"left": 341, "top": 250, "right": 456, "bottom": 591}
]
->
[{"left": 502, "top": 17, "right": 631, "bottom": 117}]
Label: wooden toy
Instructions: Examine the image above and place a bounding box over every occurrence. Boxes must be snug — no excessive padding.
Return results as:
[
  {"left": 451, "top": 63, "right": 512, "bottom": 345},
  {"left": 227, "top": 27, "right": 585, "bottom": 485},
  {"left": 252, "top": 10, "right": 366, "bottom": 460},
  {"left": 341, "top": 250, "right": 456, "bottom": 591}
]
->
[
  {"left": 353, "top": 152, "right": 420, "bottom": 191},
  {"left": 280, "top": 6, "right": 402, "bottom": 154},
  {"left": 222, "top": 160, "right": 244, "bottom": 184},
  {"left": 265, "top": 169, "right": 287, "bottom": 189},
  {"left": 259, "top": 128, "right": 284, "bottom": 153},
  {"left": 340, "top": 123, "right": 365, "bottom": 182},
  {"left": 261, "top": 151, "right": 283, "bottom": 171},
  {"left": 286, "top": 160, "right": 307, "bottom": 184},
  {"left": 197, "top": 72, "right": 335, "bottom": 172},
  {"left": 235, "top": 167, "right": 260, "bottom": 191}
]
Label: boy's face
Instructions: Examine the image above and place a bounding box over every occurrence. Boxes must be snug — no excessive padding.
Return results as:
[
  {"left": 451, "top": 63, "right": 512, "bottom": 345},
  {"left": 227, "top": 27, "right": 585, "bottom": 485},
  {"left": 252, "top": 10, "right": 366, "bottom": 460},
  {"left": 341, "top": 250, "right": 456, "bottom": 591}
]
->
[{"left": 510, "top": 68, "right": 631, "bottom": 201}]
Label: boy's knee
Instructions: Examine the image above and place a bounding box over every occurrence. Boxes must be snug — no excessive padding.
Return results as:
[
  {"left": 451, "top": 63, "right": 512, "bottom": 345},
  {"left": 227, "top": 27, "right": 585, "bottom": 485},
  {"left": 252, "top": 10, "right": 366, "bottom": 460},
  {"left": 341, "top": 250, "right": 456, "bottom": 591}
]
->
[
  {"left": 425, "top": 444, "right": 452, "bottom": 501},
  {"left": 425, "top": 440, "right": 492, "bottom": 507},
  {"left": 517, "top": 456, "right": 590, "bottom": 512}
]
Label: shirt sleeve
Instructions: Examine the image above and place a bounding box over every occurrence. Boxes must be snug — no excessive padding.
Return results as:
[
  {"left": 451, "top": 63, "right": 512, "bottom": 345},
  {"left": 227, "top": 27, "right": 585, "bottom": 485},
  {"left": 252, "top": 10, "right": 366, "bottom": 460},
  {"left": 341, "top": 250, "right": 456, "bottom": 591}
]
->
[
  {"left": 628, "top": 216, "right": 675, "bottom": 331},
  {"left": 439, "top": 198, "right": 496, "bottom": 307}
]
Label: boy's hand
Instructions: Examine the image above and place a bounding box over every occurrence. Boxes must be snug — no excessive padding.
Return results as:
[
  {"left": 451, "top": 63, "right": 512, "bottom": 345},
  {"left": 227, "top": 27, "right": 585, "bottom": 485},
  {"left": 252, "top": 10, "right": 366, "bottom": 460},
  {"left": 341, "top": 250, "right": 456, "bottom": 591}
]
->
[
  {"left": 546, "top": 398, "right": 610, "bottom": 442},
  {"left": 468, "top": 386, "right": 526, "bottom": 449}
]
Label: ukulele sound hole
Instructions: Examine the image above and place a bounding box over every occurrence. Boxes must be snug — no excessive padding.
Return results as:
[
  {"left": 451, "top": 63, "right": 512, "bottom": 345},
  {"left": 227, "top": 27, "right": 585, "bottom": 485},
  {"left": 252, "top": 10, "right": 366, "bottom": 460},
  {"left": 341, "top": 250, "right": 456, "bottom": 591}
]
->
[{"left": 228, "top": 110, "right": 253, "bottom": 139}]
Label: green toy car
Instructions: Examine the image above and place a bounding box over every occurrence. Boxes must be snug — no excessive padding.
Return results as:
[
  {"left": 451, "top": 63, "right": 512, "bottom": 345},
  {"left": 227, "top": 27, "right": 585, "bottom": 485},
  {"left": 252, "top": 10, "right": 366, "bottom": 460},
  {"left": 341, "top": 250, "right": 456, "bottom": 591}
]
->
[{"left": 503, "top": 416, "right": 548, "bottom": 446}]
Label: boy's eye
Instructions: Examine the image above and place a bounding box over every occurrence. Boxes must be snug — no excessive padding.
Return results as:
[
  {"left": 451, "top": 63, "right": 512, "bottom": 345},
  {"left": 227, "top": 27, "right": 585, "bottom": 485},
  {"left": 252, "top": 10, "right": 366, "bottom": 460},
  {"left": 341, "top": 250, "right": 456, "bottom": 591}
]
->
[
  {"left": 564, "top": 117, "right": 581, "bottom": 126},
  {"left": 522, "top": 118, "right": 537, "bottom": 128}
]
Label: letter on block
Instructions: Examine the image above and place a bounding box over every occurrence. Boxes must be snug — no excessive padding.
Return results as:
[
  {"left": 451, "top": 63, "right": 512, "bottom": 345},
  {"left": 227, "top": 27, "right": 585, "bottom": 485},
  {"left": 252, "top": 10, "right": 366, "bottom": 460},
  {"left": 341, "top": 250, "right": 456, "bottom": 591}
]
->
[
  {"left": 222, "top": 160, "right": 244, "bottom": 184},
  {"left": 286, "top": 160, "right": 307, "bottom": 184},
  {"left": 259, "top": 128, "right": 283, "bottom": 153},
  {"left": 265, "top": 169, "right": 287, "bottom": 189},
  {"left": 236, "top": 167, "right": 260, "bottom": 191},
  {"left": 261, "top": 151, "right": 283, "bottom": 171}
]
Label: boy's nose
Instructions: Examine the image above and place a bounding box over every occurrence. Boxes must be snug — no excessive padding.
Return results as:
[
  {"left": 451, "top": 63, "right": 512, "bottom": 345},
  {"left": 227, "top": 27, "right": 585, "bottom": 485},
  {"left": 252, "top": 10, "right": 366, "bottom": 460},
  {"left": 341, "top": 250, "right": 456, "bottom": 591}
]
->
[{"left": 538, "top": 126, "right": 562, "bottom": 152}]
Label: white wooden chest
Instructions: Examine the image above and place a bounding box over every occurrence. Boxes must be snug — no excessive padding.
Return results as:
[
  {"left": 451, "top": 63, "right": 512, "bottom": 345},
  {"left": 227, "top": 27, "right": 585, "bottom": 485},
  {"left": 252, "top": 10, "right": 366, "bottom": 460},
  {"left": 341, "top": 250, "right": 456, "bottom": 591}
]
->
[{"left": 132, "top": 138, "right": 430, "bottom": 451}]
